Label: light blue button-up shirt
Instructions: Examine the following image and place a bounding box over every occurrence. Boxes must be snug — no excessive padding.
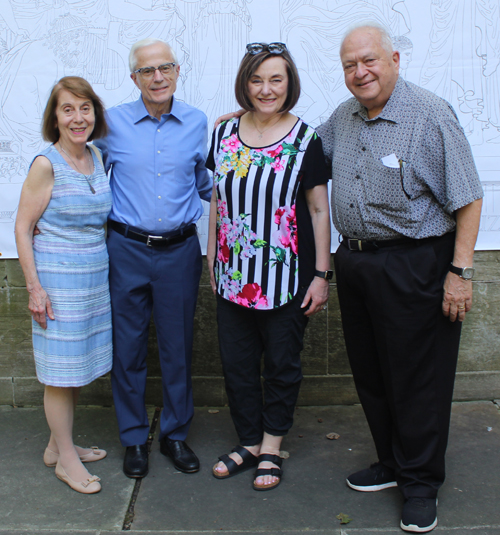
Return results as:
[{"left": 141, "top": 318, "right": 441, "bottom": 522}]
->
[{"left": 95, "top": 96, "right": 212, "bottom": 234}]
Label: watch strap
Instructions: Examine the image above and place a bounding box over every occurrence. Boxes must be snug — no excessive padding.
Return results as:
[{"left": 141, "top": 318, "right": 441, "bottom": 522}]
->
[
  {"left": 314, "top": 269, "right": 333, "bottom": 280},
  {"left": 449, "top": 263, "right": 475, "bottom": 279}
]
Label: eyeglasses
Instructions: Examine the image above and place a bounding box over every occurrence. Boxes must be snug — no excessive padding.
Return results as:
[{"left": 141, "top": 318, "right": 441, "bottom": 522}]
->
[
  {"left": 133, "top": 62, "right": 177, "bottom": 78},
  {"left": 246, "top": 42, "right": 287, "bottom": 55}
]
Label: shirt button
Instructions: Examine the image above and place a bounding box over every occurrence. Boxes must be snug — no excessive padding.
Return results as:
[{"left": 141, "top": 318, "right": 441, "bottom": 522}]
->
[
  {"left": 157, "top": 129, "right": 160, "bottom": 132},
  {"left": 158, "top": 196, "right": 161, "bottom": 199},
  {"left": 158, "top": 173, "right": 161, "bottom": 176},
  {"left": 158, "top": 218, "right": 162, "bottom": 222},
  {"left": 353, "top": 231, "right": 358, "bottom": 235},
  {"left": 157, "top": 150, "right": 160, "bottom": 153},
  {"left": 350, "top": 203, "right": 354, "bottom": 208},
  {"left": 355, "top": 175, "right": 361, "bottom": 179},
  {"left": 361, "top": 147, "right": 366, "bottom": 151}
]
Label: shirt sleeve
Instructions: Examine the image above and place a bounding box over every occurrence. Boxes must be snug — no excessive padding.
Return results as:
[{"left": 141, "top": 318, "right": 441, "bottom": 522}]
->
[
  {"left": 419, "top": 112, "right": 484, "bottom": 214},
  {"left": 194, "top": 115, "right": 213, "bottom": 203},
  {"left": 299, "top": 134, "right": 330, "bottom": 191},
  {"left": 316, "top": 111, "right": 336, "bottom": 166},
  {"left": 92, "top": 136, "right": 111, "bottom": 173}
]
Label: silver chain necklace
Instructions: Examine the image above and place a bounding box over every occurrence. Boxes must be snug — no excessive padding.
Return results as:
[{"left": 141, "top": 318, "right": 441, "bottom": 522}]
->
[
  {"left": 252, "top": 113, "right": 284, "bottom": 140},
  {"left": 57, "top": 143, "right": 95, "bottom": 194}
]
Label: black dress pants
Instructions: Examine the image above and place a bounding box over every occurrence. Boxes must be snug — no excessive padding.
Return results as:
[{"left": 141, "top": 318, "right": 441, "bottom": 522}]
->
[
  {"left": 334, "top": 232, "right": 461, "bottom": 498},
  {"left": 216, "top": 287, "right": 309, "bottom": 445}
]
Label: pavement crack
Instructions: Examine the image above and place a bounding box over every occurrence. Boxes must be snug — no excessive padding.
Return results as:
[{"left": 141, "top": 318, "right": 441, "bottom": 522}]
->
[{"left": 121, "top": 406, "right": 161, "bottom": 531}]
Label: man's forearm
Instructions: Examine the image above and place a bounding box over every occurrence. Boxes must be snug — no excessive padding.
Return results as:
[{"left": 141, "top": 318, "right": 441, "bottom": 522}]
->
[{"left": 452, "top": 198, "right": 483, "bottom": 267}]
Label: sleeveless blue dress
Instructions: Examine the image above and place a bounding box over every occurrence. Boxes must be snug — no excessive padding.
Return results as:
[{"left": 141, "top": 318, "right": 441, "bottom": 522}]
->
[{"left": 32, "top": 145, "right": 113, "bottom": 387}]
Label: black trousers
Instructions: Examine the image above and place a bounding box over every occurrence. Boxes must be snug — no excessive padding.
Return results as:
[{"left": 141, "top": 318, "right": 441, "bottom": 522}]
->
[
  {"left": 334, "top": 232, "right": 461, "bottom": 499},
  {"left": 216, "top": 287, "right": 309, "bottom": 445}
]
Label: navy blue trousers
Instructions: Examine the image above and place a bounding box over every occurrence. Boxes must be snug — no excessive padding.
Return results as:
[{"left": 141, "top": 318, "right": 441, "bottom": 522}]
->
[
  {"left": 334, "top": 232, "right": 461, "bottom": 499},
  {"left": 107, "top": 226, "right": 202, "bottom": 447}
]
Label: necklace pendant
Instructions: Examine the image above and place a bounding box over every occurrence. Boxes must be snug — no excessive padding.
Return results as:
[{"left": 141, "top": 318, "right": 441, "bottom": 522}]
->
[
  {"left": 258, "top": 133, "right": 263, "bottom": 139},
  {"left": 90, "top": 185, "right": 96, "bottom": 194}
]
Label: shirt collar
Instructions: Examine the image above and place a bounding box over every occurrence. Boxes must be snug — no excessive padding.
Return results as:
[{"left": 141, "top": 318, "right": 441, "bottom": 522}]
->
[
  {"left": 132, "top": 95, "right": 184, "bottom": 123},
  {"left": 353, "top": 76, "right": 405, "bottom": 124}
]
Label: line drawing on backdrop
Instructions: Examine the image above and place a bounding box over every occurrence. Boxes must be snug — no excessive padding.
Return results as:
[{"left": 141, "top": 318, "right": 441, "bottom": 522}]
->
[{"left": 0, "top": 0, "right": 499, "bottom": 256}]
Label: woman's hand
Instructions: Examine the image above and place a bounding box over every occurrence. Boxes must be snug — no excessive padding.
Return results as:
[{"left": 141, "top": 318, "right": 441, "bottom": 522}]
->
[
  {"left": 15, "top": 155, "right": 55, "bottom": 329},
  {"left": 207, "top": 252, "right": 217, "bottom": 294},
  {"left": 28, "top": 285, "right": 55, "bottom": 329},
  {"left": 303, "top": 183, "right": 331, "bottom": 316},
  {"left": 301, "top": 277, "right": 329, "bottom": 316}
]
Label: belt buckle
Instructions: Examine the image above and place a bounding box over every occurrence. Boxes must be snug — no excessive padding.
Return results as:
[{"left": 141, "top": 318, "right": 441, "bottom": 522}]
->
[
  {"left": 146, "top": 234, "right": 164, "bottom": 247},
  {"left": 348, "top": 239, "right": 363, "bottom": 251}
]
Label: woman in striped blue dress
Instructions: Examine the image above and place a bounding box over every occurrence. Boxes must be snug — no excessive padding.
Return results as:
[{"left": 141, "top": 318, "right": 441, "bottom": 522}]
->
[{"left": 15, "top": 77, "right": 112, "bottom": 495}]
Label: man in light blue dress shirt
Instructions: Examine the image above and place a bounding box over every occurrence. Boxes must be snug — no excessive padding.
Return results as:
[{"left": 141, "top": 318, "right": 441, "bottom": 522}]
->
[{"left": 95, "top": 38, "right": 212, "bottom": 479}]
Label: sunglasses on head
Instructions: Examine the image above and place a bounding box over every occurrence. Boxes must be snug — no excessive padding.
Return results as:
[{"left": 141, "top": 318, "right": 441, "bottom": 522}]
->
[{"left": 246, "top": 42, "right": 287, "bottom": 55}]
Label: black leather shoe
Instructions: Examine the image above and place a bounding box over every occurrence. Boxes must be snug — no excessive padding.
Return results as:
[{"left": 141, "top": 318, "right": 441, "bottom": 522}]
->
[
  {"left": 160, "top": 437, "right": 200, "bottom": 473},
  {"left": 123, "top": 444, "right": 149, "bottom": 478}
]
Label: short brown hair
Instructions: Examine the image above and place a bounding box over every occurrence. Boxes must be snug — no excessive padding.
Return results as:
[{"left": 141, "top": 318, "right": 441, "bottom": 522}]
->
[
  {"left": 234, "top": 46, "right": 301, "bottom": 113},
  {"left": 42, "top": 76, "right": 108, "bottom": 143}
]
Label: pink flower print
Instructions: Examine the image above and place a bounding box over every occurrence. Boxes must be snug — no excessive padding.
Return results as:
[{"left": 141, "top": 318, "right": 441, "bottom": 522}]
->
[
  {"left": 217, "top": 231, "right": 230, "bottom": 264},
  {"left": 221, "top": 134, "right": 241, "bottom": 154},
  {"left": 274, "top": 207, "right": 286, "bottom": 225},
  {"left": 274, "top": 205, "right": 298, "bottom": 256},
  {"left": 271, "top": 157, "right": 285, "bottom": 172},
  {"left": 236, "top": 283, "right": 269, "bottom": 309},
  {"left": 267, "top": 145, "right": 283, "bottom": 159},
  {"left": 217, "top": 200, "right": 229, "bottom": 219}
]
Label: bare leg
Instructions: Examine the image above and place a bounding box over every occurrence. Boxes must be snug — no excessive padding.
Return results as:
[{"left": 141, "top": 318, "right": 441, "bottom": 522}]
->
[
  {"left": 44, "top": 385, "right": 94, "bottom": 481},
  {"left": 213, "top": 443, "right": 261, "bottom": 475},
  {"left": 254, "top": 432, "right": 283, "bottom": 487},
  {"left": 46, "top": 388, "right": 95, "bottom": 458}
]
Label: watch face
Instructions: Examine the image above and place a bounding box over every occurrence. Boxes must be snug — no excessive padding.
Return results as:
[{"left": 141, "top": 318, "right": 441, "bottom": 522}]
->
[{"left": 462, "top": 267, "right": 475, "bottom": 280}]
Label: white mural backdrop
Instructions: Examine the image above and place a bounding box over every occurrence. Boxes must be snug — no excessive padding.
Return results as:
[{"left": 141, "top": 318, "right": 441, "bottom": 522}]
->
[{"left": 0, "top": 0, "right": 499, "bottom": 257}]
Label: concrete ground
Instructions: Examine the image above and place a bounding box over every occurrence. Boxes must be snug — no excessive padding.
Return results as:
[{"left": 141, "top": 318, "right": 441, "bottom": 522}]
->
[{"left": 1, "top": 401, "right": 499, "bottom": 535}]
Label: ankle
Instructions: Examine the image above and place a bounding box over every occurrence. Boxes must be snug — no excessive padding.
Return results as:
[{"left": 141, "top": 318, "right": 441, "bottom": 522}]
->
[
  {"left": 243, "top": 444, "right": 261, "bottom": 456},
  {"left": 259, "top": 447, "right": 280, "bottom": 457}
]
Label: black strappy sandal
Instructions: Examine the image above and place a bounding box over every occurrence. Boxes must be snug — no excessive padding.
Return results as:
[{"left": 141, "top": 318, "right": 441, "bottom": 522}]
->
[
  {"left": 212, "top": 445, "right": 259, "bottom": 479},
  {"left": 253, "top": 453, "right": 283, "bottom": 491}
]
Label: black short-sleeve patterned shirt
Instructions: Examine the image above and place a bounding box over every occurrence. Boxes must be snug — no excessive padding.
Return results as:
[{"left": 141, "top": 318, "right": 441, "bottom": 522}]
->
[
  {"left": 206, "top": 117, "right": 329, "bottom": 310},
  {"left": 317, "top": 77, "right": 484, "bottom": 240}
]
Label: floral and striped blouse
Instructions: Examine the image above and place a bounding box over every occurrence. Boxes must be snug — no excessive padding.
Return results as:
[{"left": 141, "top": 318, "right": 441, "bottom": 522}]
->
[{"left": 206, "top": 117, "right": 329, "bottom": 310}]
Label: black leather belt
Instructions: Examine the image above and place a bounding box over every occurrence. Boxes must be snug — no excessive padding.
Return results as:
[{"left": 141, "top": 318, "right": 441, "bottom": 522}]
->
[
  {"left": 108, "top": 220, "right": 196, "bottom": 247},
  {"left": 341, "top": 236, "right": 418, "bottom": 252}
]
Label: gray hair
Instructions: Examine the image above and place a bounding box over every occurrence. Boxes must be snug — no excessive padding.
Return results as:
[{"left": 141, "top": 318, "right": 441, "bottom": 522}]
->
[
  {"left": 340, "top": 21, "right": 393, "bottom": 56},
  {"left": 129, "top": 38, "right": 178, "bottom": 72}
]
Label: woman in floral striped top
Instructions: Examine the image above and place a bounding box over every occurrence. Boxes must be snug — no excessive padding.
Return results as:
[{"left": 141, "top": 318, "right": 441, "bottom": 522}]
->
[{"left": 206, "top": 43, "right": 331, "bottom": 491}]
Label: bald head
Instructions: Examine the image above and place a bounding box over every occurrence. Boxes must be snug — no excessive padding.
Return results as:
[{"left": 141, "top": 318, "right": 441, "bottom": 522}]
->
[{"left": 340, "top": 24, "right": 400, "bottom": 119}]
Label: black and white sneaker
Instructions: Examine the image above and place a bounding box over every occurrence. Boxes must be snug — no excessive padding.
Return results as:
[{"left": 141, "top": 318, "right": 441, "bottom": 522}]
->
[
  {"left": 346, "top": 462, "right": 397, "bottom": 492},
  {"left": 400, "top": 497, "right": 438, "bottom": 533}
]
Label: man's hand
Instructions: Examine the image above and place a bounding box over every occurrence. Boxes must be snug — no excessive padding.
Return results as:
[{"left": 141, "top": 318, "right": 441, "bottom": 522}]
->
[
  {"left": 442, "top": 272, "right": 472, "bottom": 322},
  {"left": 214, "top": 109, "right": 246, "bottom": 129},
  {"left": 28, "top": 285, "right": 55, "bottom": 329},
  {"left": 301, "top": 277, "right": 329, "bottom": 316}
]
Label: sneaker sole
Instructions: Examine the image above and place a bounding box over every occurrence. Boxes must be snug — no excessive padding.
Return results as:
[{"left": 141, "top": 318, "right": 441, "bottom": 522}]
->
[
  {"left": 346, "top": 478, "right": 397, "bottom": 492},
  {"left": 400, "top": 517, "right": 437, "bottom": 533}
]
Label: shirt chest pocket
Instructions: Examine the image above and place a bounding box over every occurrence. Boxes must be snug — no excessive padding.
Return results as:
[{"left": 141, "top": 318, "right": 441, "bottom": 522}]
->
[{"left": 362, "top": 158, "right": 415, "bottom": 212}]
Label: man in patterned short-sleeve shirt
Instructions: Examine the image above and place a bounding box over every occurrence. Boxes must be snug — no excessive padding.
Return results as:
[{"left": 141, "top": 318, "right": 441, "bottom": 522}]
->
[{"left": 317, "top": 23, "right": 483, "bottom": 533}]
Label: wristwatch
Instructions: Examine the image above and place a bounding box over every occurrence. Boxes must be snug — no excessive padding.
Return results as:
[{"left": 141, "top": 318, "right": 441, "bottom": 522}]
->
[
  {"left": 449, "top": 263, "right": 475, "bottom": 280},
  {"left": 315, "top": 269, "right": 334, "bottom": 280}
]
